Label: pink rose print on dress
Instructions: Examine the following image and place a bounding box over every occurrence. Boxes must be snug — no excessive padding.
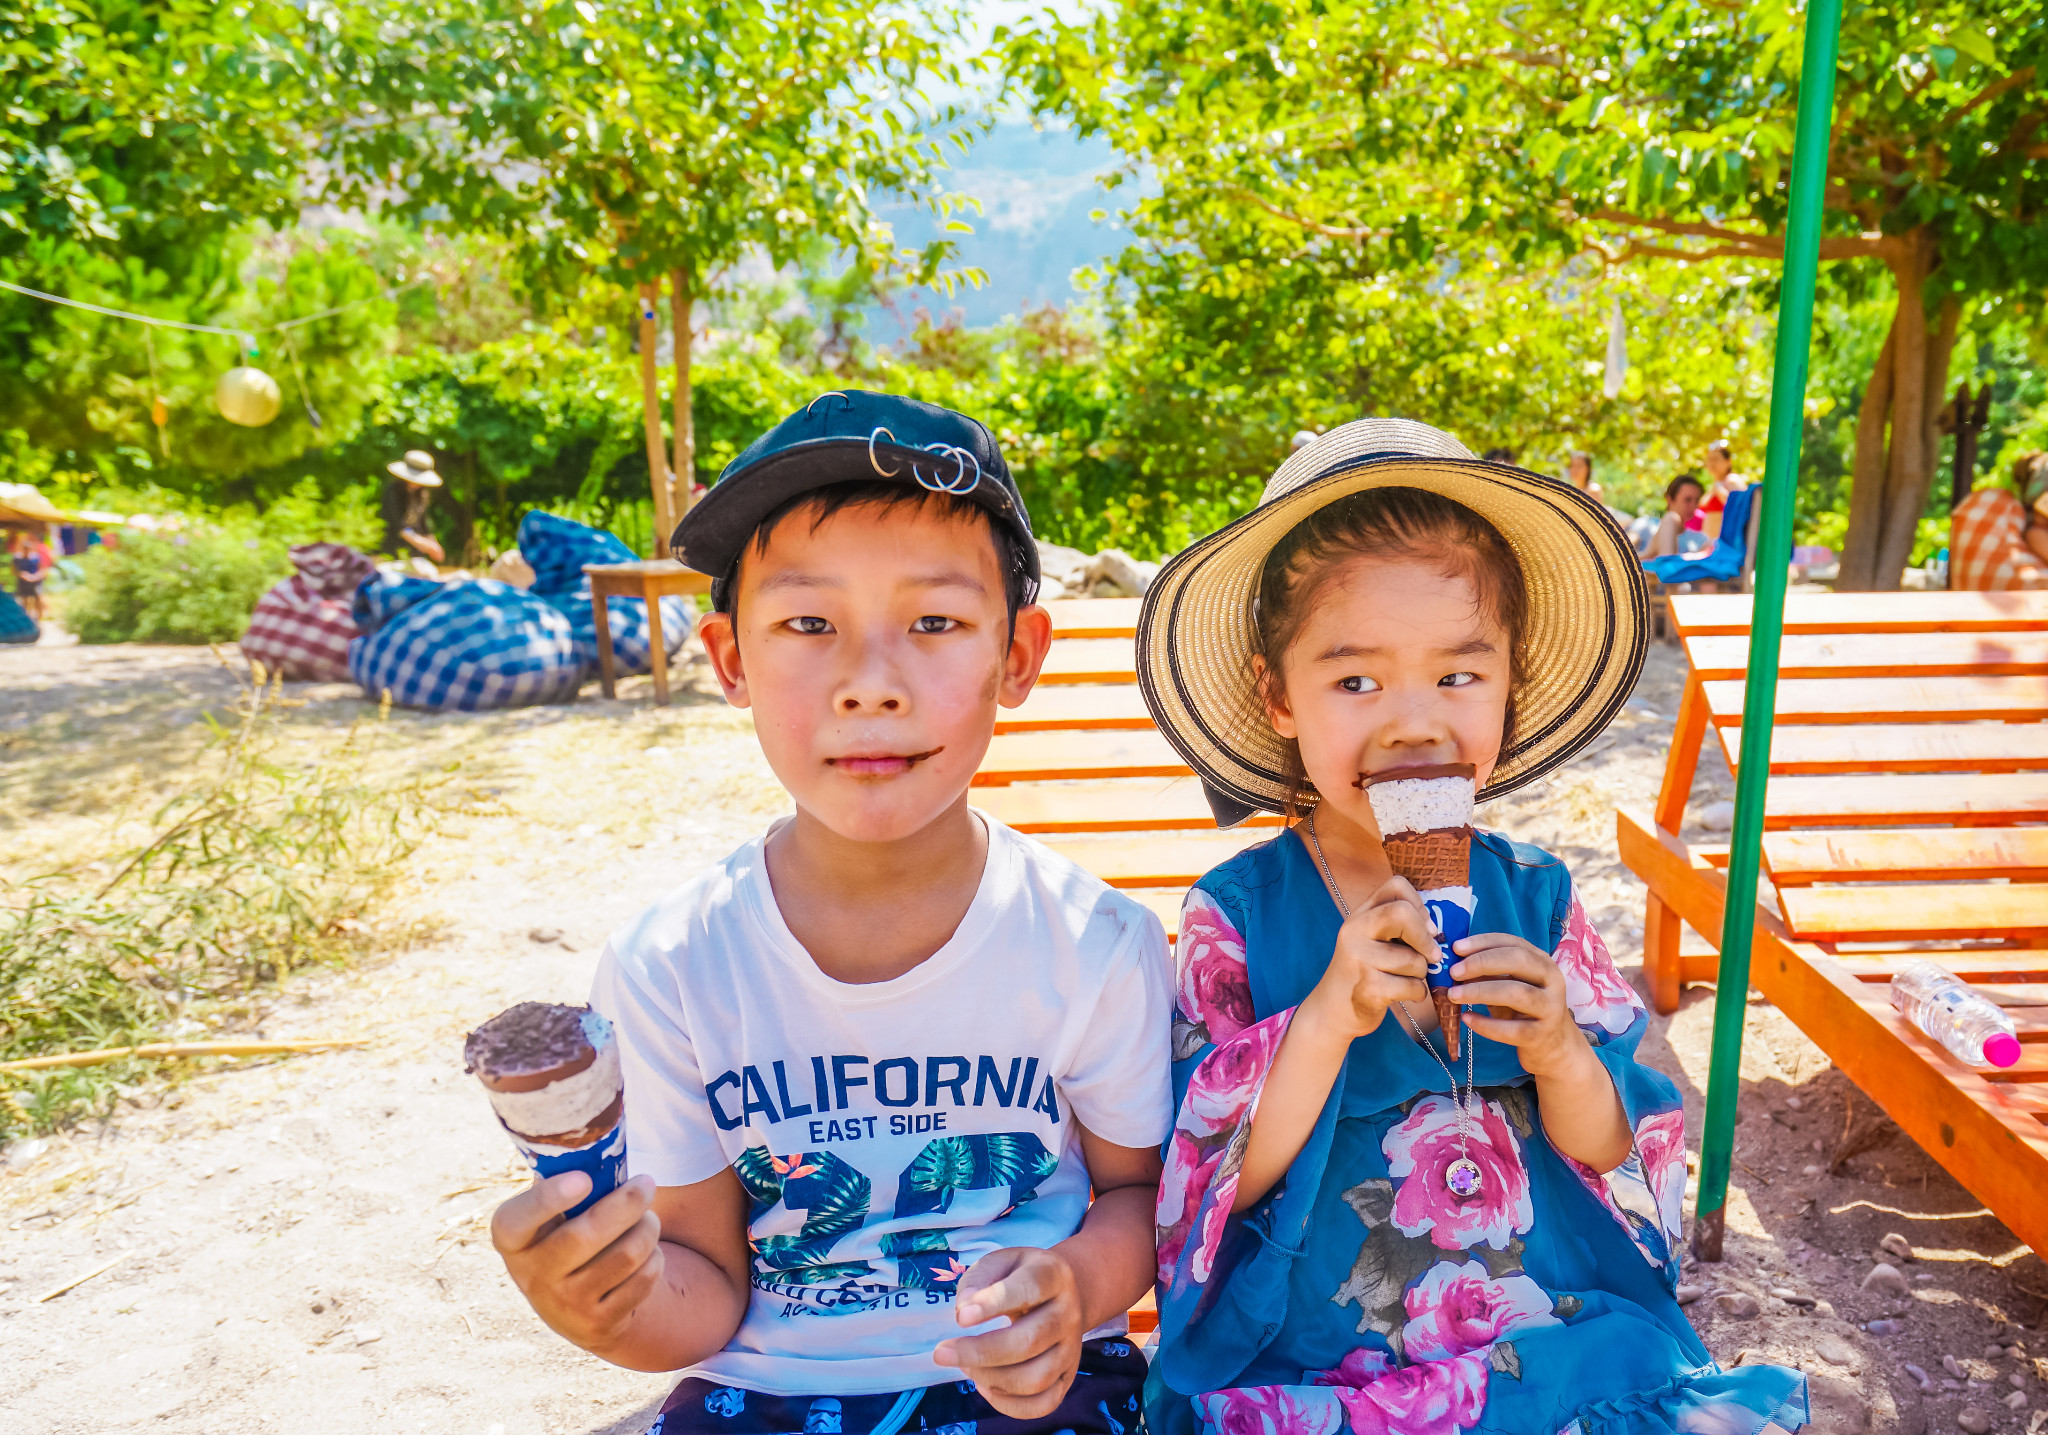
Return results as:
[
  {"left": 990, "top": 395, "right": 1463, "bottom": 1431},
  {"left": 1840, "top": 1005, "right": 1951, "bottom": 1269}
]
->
[
  {"left": 1178, "top": 888, "right": 1258, "bottom": 1044},
  {"left": 1632, "top": 1108, "right": 1688, "bottom": 1242},
  {"left": 1330, "top": 1349, "right": 1491, "bottom": 1435},
  {"left": 1183, "top": 1010, "right": 1292, "bottom": 1138},
  {"left": 1552, "top": 894, "right": 1643, "bottom": 1037},
  {"left": 1383, "top": 1095, "right": 1533, "bottom": 1250},
  {"left": 1194, "top": 1383, "right": 1348, "bottom": 1435},
  {"left": 1400, "top": 1260, "right": 1560, "bottom": 1361},
  {"left": 1308, "top": 1348, "right": 1395, "bottom": 1387},
  {"left": 1190, "top": 1157, "right": 1240, "bottom": 1284}
]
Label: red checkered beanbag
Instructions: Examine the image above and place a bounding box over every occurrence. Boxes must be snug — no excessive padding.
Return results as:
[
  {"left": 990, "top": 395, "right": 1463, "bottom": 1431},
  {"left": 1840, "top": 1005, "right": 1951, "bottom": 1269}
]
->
[{"left": 240, "top": 543, "right": 379, "bottom": 681}]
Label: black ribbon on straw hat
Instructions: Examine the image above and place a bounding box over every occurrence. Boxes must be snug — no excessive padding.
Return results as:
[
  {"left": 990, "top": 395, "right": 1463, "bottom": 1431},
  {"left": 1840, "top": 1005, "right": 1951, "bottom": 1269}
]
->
[
  {"left": 672, "top": 390, "right": 1038, "bottom": 612},
  {"left": 1134, "top": 418, "right": 1650, "bottom": 827}
]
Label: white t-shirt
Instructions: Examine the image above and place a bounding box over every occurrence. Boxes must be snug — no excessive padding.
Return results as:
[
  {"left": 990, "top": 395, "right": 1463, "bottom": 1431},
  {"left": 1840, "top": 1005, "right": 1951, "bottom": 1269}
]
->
[{"left": 589, "top": 816, "right": 1174, "bottom": 1396}]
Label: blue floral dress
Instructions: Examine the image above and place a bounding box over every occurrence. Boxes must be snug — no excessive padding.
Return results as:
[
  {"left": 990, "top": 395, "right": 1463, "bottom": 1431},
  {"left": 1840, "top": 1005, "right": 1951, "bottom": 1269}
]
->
[{"left": 1149, "top": 829, "right": 1807, "bottom": 1435}]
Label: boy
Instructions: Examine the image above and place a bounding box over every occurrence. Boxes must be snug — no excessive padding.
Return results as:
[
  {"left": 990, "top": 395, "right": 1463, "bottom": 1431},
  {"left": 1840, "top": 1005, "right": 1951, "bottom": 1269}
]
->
[{"left": 490, "top": 392, "right": 1172, "bottom": 1433}]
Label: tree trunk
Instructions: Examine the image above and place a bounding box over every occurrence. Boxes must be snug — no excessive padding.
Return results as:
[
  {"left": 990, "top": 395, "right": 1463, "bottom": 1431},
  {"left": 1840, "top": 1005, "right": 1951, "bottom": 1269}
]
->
[
  {"left": 1835, "top": 228, "right": 1960, "bottom": 591},
  {"left": 636, "top": 281, "right": 674, "bottom": 560},
  {"left": 671, "top": 268, "right": 696, "bottom": 530}
]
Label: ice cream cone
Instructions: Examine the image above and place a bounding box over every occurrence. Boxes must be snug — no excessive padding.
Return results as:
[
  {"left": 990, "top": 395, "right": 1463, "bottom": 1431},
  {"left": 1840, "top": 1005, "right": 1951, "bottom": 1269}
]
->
[
  {"left": 1362, "top": 765, "right": 1478, "bottom": 1059},
  {"left": 465, "top": 1002, "right": 626, "bottom": 1217}
]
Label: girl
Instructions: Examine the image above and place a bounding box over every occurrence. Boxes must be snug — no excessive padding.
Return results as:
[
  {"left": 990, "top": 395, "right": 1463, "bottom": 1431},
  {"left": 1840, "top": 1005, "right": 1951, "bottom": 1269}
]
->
[{"left": 1135, "top": 420, "right": 1806, "bottom": 1435}]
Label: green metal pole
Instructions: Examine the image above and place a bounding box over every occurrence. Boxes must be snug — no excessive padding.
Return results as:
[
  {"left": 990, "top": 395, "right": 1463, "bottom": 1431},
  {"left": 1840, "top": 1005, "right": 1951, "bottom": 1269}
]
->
[{"left": 1690, "top": 0, "right": 1844, "bottom": 1263}]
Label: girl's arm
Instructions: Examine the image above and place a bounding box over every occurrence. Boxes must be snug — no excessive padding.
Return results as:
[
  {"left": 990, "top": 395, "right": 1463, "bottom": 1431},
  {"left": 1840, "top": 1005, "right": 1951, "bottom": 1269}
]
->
[{"left": 1233, "top": 880, "right": 1434, "bottom": 1210}]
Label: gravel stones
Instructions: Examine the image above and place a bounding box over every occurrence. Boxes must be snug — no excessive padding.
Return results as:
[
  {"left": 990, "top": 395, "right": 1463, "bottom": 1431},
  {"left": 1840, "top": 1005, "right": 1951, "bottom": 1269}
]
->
[
  {"left": 1675, "top": 1283, "right": 1705, "bottom": 1305},
  {"left": 1862, "top": 1262, "right": 1912, "bottom": 1298},
  {"left": 1955, "top": 1408, "right": 1991, "bottom": 1435},
  {"left": 1879, "top": 1233, "right": 1915, "bottom": 1262},
  {"left": 1717, "top": 1292, "right": 1763, "bottom": 1319}
]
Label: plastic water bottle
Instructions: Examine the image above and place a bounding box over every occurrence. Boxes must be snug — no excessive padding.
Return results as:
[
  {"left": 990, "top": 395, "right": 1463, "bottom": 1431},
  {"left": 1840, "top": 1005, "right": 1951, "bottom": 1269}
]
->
[{"left": 1889, "top": 961, "right": 2022, "bottom": 1068}]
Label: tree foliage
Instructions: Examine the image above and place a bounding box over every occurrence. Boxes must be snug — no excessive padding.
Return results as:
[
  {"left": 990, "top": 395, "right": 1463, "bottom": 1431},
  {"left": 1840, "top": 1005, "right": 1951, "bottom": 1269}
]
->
[
  {"left": 1010, "top": 0, "right": 2048, "bottom": 587},
  {"left": 323, "top": 0, "right": 987, "bottom": 548}
]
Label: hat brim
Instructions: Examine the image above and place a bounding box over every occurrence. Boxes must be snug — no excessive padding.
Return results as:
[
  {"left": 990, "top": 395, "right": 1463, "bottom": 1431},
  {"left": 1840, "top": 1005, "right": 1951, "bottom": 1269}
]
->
[
  {"left": 1137, "top": 455, "right": 1649, "bottom": 815},
  {"left": 387, "top": 461, "right": 442, "bottom": 487},
  {"left": 670, "top": 439, "right": 1037, "bottom": 594}
]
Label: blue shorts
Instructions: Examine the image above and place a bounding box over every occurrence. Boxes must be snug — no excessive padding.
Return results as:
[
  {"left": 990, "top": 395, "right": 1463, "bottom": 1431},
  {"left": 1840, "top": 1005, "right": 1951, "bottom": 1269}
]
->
[{"left": 647, "top": 1336, "right": 1147, "bottom": 1435}]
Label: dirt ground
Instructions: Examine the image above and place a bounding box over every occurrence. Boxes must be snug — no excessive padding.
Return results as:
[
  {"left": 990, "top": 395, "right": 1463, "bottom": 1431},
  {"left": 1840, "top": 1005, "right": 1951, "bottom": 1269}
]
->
[{"left": 2, "top": 622, "right": 2043, "bottom": 1435}]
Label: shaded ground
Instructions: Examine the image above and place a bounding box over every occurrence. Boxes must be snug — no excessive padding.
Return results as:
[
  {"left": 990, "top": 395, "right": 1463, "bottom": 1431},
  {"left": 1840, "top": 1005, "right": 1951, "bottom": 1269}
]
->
[{"left": 1, "top": 629, "right": 2041, "bottom": 1435}]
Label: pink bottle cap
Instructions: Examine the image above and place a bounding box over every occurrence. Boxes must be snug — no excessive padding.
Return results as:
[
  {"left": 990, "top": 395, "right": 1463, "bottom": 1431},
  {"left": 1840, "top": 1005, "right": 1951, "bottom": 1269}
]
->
[{"left": 1983, "top": 1033, "right": 2022, "bottom": 1069}]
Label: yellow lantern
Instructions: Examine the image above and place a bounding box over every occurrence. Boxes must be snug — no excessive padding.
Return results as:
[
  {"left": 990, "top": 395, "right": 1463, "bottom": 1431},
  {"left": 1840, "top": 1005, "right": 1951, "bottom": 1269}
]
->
[{"left": 216, "top": 366, "right": 282, "bottom": 427}]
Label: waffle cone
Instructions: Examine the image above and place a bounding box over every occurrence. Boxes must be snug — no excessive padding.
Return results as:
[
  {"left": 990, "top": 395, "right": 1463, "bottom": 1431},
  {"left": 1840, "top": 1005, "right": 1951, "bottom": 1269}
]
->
[
  {"left": 1384, "top": 829, "right": 1472, "bottom": 890},
  {"left": 1435, "top": 988, "right": 1462, "bottom": 1060}
]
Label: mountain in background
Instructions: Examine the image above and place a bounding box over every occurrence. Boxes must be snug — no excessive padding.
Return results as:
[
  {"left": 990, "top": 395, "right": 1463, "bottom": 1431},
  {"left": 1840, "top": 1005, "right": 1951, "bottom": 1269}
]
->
[{"left": 876, "top": 121, "right": 1137, "bottom": 332}]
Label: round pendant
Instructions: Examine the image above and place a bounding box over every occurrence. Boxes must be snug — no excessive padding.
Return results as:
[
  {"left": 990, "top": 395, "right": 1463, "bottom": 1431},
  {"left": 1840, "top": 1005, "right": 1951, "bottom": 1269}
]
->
[{"left": 1445, "top": 1157, "right": 1484, "bottom": 1199}]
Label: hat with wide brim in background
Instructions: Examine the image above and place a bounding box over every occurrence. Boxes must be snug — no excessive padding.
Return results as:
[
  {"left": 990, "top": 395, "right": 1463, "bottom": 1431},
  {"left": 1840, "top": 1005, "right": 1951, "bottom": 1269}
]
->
[
  {"left": 387, "top": 450, "right": 443, "bottom": 487},
  {"left": 1137, "top": 417, "right": 1649, "bottom": 826}
]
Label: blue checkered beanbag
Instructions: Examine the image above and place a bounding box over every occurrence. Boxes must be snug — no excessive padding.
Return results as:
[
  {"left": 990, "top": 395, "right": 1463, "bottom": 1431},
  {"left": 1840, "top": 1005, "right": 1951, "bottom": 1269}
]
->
[
  {"left": 348, "top": 571, "right": 582, "bottom": 711},
  {"left": 517, "top": 511, "right": 693, "bottom": 675},
  {"left": 0, "top": 589, "right": 37, "bottom": 645}
]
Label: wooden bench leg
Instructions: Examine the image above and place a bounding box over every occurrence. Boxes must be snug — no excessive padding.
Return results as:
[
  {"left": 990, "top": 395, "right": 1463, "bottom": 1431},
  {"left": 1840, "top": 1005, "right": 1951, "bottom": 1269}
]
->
[
  {"left": 593, "top": 592, "right": 618, "bottom": 699},
  {"left": 1645, "top": 890, "right": 1684, "bottom": 1014},
  {"left": 644, "top": 584, "right": 671, "bottom": 707}
]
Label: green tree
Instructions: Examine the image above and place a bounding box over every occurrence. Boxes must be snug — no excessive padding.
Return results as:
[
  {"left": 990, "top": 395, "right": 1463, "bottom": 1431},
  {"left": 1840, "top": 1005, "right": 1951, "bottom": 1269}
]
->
[
  {"left": 328, "top": 0, "right": 985, "bottom": 554},
  {"left": 1012, "top": 0, "right": 2048, "bottom": 588},
  {"left": 0, "top": 0, "right": 317, "bottom": 262}
]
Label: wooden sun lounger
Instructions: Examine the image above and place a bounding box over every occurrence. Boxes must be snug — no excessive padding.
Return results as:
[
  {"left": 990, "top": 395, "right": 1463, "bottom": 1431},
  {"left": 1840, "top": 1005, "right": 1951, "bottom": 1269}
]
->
[
  {"left": 1616, "top": 590, "right": 2048, "bottom": 1256},
  {"left": 991, "top": 600, "right": 1270, "bottom": 1334}
]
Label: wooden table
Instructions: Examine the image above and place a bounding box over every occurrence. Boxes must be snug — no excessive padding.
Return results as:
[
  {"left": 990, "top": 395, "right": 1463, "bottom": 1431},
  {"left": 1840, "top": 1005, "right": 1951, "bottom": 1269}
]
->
[{"left": 582, "top": 560, "right": 713, "bottom": 705}]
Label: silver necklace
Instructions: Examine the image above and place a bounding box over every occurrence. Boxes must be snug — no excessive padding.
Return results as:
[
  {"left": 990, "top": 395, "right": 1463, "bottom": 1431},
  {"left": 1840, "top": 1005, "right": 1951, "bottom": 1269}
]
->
[{"left": 1306, "top": 810, "right": 1486, "bottom": 1201}]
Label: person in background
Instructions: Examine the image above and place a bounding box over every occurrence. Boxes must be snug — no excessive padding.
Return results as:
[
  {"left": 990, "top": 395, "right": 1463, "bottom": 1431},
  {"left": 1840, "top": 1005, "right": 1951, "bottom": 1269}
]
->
[
  {"left": 382, "top": 450, "right": 447, "bottom": 565},
  {"left": 9, "top": 525, "right": 54, "bottom": 621},
  {"left": 1565, "top": 450, "right": 1606, "bottom": 505},
  {"left": 1952, "top": 452, "right": 2048, "bottom": 590},
  {"left": 1479, "top": 446, "right": 1517, "bottom": 465},
  {"left": 1699, "top": 440, "right": 1750, "bottom": 543},
  {"left": 1643, "top": 474, "right": 1707, "bottom": 560}
]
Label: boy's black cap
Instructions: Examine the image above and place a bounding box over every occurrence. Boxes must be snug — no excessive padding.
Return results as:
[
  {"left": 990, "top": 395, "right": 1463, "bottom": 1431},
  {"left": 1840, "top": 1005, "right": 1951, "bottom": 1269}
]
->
[{"left": 670, "top": 390, "right": 1038, "bottom": 609}]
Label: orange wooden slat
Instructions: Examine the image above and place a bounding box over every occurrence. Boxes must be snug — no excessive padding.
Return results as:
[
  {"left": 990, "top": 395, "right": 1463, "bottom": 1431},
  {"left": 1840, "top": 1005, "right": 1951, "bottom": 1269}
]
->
[
  {"left": 1614, "top": 809, "right": 2048, "bottom": 1254},
  {"left": 1748, "top": 772, "right": 2048, "bottom": 827},
  {"left": 1044, "top": 597, "right": 1141, "bottom": 639},
  {"left": 976, "top": 729, "right": 1188, "bottom": 786},
  {"left": 1041, "top": 831, "right": 1269, "bottom": 887},
  {"left": 1829, "top": 951, "right": 2048, "bottom": 982},
  {"left": 1776, "top": 884, "right": 2048, "bottom": 942},
  {"left": 1670, "top": 591, "right": 2048, "bottom": 637},
  {"left": 1687, "top": 630, "right": 2048, "bottom": 680},
  {"left": 1723, "top": 723, "right": 2048, "bottom": 775},
  {"left": 997, "top": 685, "right": 1153, "bottom": 733},
  {"left": 1128, "top": 888, "right": 1185, "bottom": 943},
  {"left": 1701, "top": 675, "right": 2048, "bottom": 725},
  {"left": 1037, "top": 637, "right": 1138, "bottom": 685},
  {"left": 1761, "top": 829, "right": 2048, "bottom": 885},
  {"left": 973, "top": 777, "right": 1280, "bottom": 834}
]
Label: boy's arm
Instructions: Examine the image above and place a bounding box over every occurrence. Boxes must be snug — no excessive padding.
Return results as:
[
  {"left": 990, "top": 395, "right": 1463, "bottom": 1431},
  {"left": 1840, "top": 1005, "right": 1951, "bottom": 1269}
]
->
[
  {"left": 932, "top": 1125, "right": 1162, "bottom": 1418},
  {"left": 491, "top": 1166, "right": 752, "bottom": 1373}
]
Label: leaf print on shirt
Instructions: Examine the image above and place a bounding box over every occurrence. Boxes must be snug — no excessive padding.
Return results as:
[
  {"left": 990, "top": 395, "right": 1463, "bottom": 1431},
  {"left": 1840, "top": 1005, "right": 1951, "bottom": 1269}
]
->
[
  {"left": 893, "top": 1132, "right": 1059, "bottom": 1220},
  {"left": 888, "top": 1132, "right": 1058, "bottom": 1289},
  {"left": 749, "top": 1148, "right": 875, "bottom": 1280}
]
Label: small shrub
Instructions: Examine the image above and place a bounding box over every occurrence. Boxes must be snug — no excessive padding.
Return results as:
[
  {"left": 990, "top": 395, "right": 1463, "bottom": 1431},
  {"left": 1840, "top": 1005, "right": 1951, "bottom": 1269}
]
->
[
  {"left": 65, "top": 530, "right": 289, "bottom": 644},
  {"left": 0, "top": 674, "right": 480, "bottom": 1137}
]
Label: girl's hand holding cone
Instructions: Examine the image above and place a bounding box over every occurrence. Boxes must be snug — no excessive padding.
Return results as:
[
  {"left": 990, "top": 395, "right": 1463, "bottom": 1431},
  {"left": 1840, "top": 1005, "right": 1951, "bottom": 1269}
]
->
[{"left": 1443, "top": 933, "right": 1585, "bottom": 1078}]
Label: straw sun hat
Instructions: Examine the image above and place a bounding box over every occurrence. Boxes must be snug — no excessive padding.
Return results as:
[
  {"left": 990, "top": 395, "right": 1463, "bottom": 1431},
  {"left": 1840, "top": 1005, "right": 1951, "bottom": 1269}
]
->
[
  {"left": 1136, "top": 417, "right": 1649, "bottom": 826},
  {"left": 386, "top": 450, "right": 443, "bottom": 487}
]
